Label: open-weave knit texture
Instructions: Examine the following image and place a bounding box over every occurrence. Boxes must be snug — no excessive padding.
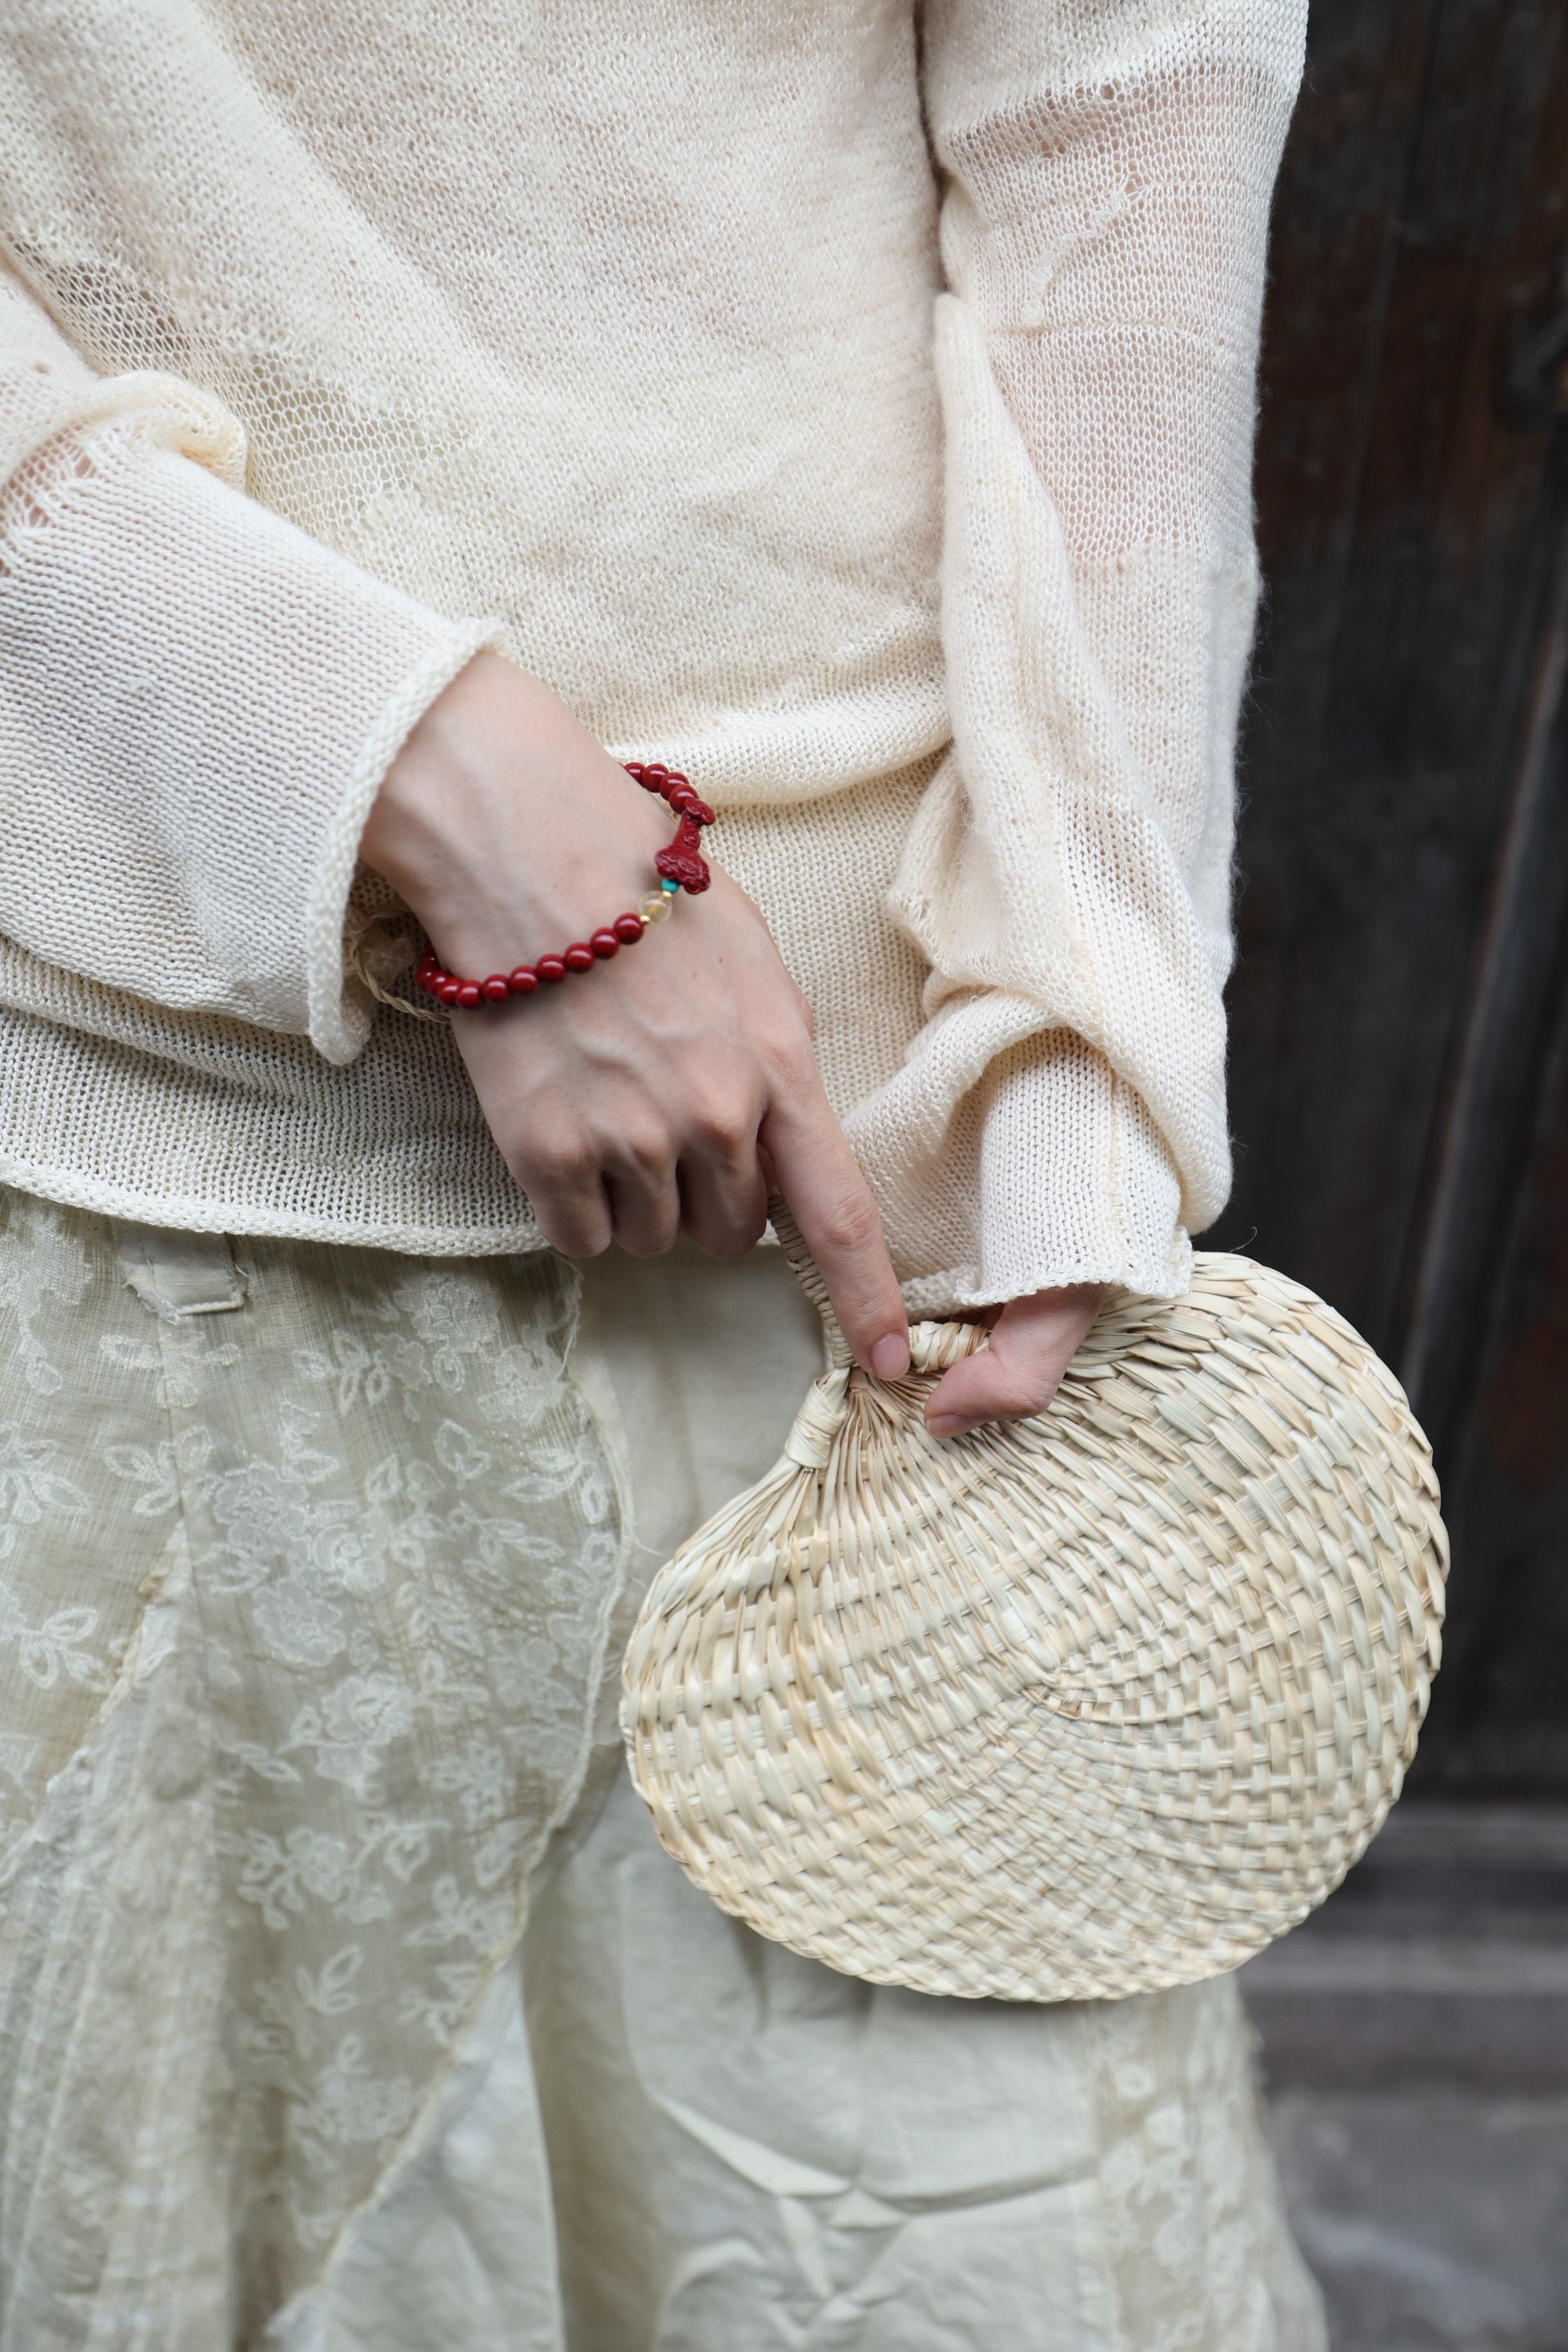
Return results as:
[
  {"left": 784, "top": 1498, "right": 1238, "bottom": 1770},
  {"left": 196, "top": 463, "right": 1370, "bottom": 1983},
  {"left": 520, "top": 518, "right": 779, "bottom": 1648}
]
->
[
  {"left": 623, "top": 1221, "right": 1448, "bottom": 2001},
  {"left": 0, "top": 0, "right": 1304, "bottom": 1304}
]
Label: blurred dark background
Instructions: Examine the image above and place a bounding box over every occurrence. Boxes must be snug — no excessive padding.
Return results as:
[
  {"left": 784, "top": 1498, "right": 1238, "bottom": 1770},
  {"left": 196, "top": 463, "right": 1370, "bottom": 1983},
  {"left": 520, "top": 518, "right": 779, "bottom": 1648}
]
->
[
  {"left": 1217, "top": 7, "right": 1568, "bottom": 2340},
  {"left": 1211, "top": 0, "right": 1568, "bottom": 1801}
]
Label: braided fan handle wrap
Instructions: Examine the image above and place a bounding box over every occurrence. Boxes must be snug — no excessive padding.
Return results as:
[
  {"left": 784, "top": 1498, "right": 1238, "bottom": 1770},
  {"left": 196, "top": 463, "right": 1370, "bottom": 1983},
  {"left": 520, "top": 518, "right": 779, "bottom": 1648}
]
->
[
  {"left": 764, "top": 1191, "right": 850, "bottom": 1366},
  {"left": 764, "top": 1191, "right": 989, "bottom": 1373}
]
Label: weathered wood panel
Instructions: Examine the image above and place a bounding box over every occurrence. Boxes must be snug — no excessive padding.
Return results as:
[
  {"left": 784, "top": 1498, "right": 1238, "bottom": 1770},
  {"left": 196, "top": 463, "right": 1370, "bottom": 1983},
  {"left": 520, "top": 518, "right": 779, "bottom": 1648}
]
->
[
  {"left": 1429, "top": 971, "right": 1568, "bottom": 1792},
  {"left": 1209, "top": 0, "right": 1568, "bottom": 1792}
]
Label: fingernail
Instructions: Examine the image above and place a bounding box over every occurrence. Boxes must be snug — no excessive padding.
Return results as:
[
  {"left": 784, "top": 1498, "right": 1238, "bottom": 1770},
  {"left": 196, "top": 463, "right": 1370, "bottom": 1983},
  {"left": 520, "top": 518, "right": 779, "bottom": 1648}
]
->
[
  {"left": 926, "top": 1413, "right": 969, "bottom": 1440},
  {"left": 870, "top": 1331, "right": 910, "bottom": 1380}
]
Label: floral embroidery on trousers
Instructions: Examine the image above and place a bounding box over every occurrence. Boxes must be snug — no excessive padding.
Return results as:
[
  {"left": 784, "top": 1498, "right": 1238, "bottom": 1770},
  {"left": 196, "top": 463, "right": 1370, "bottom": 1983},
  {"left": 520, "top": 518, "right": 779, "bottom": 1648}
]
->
[{"left": 0, "top": 1190, "right": 627, "bottom": 2343}]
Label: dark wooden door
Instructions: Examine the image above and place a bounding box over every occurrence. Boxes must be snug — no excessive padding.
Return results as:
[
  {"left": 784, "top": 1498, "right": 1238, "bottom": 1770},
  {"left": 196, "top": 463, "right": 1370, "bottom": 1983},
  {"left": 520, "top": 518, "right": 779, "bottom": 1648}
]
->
[{"left": 1210, "top": 0, "right": 1568, "bottom": 1796}]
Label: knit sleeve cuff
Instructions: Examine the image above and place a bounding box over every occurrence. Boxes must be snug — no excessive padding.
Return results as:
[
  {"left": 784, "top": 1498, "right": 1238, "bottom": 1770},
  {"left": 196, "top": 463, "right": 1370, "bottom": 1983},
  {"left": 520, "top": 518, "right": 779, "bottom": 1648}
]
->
[
  {"left": 0, "top": 418, "right": 502, "bottom": 1064},
  {"left": 845, "top": 1012, "right": 1193, "bottom": 1314}
]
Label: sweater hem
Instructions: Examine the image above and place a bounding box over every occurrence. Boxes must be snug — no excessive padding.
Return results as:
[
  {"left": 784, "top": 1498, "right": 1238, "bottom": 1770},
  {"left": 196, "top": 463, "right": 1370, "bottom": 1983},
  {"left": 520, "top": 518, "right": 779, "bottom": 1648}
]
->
[
  {"left": 899, "top": 1235, "right": 1193, "bottom": 1316},
  {"left": 0, "top": 1150, "right": 549, "bottom": 1259}
]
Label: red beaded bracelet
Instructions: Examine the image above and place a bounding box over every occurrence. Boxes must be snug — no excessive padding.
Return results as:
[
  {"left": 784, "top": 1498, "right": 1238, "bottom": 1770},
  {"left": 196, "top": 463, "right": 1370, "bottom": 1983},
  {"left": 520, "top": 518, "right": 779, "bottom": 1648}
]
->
[{"left": 415, "top": 762, "right": 715, "bottom": 1010}]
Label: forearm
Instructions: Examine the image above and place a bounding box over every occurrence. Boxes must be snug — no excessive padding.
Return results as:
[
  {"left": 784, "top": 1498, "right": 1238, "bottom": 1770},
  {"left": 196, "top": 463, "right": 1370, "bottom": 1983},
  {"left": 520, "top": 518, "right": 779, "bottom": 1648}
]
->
[
  {"left": 896, "top": 0, "right": 1306, "bottom": 1297},
  {"left": 0, "top": 249, "right": 500, "bottom": 1056},
  {"left": 0, "top": 420, "right": 495, "bottom": 1054}
]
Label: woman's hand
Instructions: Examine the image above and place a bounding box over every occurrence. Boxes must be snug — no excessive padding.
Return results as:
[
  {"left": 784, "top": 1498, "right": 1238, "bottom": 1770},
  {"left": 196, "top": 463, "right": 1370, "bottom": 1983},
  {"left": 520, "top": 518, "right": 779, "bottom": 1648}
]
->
[
  {"left": 362, "top": 653, "right": 910, "bottom": 1380},
  {"left": 925, "top": 1283, "right": 1106, "bottom": 1440}
]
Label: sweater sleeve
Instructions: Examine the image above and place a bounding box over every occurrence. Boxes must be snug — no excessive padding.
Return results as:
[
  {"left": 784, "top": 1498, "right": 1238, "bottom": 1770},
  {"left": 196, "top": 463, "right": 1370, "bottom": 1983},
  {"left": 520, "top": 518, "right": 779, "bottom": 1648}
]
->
[
  {"left": 0, "top": 263, "right": 499, "bottom": 1064},
  {"left": 845, "top": 0, "right": 1304, "bottom": 1308}
]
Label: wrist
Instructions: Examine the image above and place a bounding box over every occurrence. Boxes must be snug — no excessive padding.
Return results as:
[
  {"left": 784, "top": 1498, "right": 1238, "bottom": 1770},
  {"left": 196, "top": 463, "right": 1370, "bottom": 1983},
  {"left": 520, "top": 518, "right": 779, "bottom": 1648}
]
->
[
  {"left": 360, "top": 653, "right": 553, "bottom": 904},
  {"left": 361, "top": 652, "right": 667, "bottom": 973},
  {"left": 415, "top": 763, "right": 712, "bottom": 1009}
]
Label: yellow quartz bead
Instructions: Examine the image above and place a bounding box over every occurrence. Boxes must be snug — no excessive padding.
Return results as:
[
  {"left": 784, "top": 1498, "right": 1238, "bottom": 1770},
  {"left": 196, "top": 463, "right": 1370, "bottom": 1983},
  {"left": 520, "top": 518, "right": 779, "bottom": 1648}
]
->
[{"left": 639, "top": 888, "right": 674, "bottom": 923}]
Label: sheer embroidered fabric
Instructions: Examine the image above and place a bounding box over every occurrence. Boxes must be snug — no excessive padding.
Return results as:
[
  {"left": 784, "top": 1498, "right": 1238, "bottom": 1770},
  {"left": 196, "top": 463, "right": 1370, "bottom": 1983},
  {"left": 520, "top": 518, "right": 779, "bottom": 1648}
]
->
[
  {"left": 0, "top": 1208, "right": 1326, "bottom": 2347},
  {"left": 0, "top": 1192, "right": 626, "bottom": 2339},
  {"left": 302, "top": 1242, "right": 1327, "bottom": 2352},
  {"left": 328, "top": 1775, "right": 1325, "bottom": 2351}
]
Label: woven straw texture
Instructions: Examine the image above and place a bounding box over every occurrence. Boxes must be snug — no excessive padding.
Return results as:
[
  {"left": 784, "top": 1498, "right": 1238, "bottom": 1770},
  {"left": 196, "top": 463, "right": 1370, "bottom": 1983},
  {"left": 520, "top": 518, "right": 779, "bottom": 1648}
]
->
[{"left": 622, "top": 1224, "right": 1448, "bottom": 2002}]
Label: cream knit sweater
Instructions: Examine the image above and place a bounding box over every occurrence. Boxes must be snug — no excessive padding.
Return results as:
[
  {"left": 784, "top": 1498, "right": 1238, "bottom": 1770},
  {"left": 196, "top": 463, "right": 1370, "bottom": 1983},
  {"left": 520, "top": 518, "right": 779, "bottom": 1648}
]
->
[{"left": 0, "top": 0, "right": 1303, "bottom": 1308}]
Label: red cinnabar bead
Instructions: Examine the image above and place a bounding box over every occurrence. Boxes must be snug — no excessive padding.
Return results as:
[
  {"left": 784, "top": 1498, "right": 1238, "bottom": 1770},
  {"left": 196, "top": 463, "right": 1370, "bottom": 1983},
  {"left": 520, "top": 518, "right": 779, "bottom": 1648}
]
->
[{"left": 419, "top": 755, "right": 708, "bottom": 1010}]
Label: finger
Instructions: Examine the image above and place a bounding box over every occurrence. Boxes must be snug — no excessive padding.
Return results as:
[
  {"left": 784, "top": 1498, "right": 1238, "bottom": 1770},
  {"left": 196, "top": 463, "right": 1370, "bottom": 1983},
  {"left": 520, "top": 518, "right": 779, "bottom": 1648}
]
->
[
  {"left": 520, "top": 1157, "right": 616, "bottom": 1258},
  {"left": 926, "top": 1285, "right": 1105, "bottom": 1438},
  {"left": 761, "top": 1076, "right": 907, "bottom": 1378},
  {"left": 604, "top": 1171, "right": 682, "bottom": 1258},
  {"left": 678, "top": 1152, "right": 769, "bottom": 1259},
  {"left": 601, "top": 1128, "right": 682, "bottom": 1257}
]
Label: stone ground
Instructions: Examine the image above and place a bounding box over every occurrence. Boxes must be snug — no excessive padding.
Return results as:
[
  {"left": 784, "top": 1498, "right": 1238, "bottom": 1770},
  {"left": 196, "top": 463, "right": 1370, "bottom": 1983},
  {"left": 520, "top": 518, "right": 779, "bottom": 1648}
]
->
[
  {"left": 1239, "top": 1806, "right": 1568, "bottom": 2352},
  {"left": 1263, "top": 2090, "right": 1568, "bottom": 2352}
]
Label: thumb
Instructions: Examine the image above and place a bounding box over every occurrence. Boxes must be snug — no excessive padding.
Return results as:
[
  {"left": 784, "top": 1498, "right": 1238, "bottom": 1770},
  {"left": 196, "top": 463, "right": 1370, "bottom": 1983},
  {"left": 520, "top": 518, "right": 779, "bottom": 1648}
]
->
[{"left": 925, "top": 1285, "right": 1105, "bottom": 1440}]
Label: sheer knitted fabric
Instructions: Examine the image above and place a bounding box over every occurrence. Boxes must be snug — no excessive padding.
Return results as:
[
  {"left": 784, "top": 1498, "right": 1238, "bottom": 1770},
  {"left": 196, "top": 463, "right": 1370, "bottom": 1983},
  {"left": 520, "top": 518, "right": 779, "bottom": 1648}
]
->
[{"left": 0, "top": 1, "right": 1304, "bottom": 1304}]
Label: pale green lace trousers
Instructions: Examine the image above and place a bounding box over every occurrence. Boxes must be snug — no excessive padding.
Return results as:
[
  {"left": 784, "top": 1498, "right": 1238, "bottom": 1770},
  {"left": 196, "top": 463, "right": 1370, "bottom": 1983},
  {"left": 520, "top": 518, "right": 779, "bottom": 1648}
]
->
[{"left": 0, "top": 1190, "right": 1326, "bottom": 2351}]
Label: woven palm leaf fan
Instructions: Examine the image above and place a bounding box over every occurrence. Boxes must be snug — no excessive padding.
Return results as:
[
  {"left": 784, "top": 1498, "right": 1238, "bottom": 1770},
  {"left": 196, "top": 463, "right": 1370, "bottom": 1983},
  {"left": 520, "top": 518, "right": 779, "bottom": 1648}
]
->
[{"left": 622, "top": 1202, "right": 1447, "bottom": 2002}]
